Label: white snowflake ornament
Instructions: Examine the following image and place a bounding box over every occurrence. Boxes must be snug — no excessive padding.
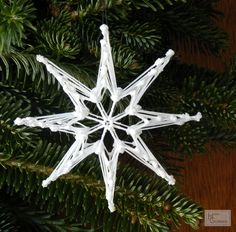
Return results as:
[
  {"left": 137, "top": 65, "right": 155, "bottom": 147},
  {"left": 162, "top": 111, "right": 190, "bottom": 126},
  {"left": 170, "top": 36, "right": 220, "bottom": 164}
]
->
[{"left": 14, "top": 24, "right": 202, "bottom": 212}]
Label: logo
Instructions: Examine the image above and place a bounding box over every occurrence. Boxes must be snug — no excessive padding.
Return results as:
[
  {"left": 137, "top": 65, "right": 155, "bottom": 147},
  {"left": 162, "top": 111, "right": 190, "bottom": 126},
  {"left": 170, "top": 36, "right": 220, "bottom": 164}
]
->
[{"left": 204, "top": 210, "right": 231, "bottom": 227}]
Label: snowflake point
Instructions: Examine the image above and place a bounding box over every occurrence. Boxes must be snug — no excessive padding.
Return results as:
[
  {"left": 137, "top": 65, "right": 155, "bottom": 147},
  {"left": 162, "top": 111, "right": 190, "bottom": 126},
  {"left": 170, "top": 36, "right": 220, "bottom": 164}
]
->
[
  {"left": 195, "top": 112, "right": 202, "bottom": 121},
  {"left": 14, "top": 117, "right": 23, "bottom": 125},
  {"left": 108, "top": 203, "right": 116, "bottom": 213},
  {"left": 42, "top": 179, "right": 50, "bottom": 188},
  {"left": 167, "top": 175, "right": 176, "bottom": 185},
  {"left": 100, "top": 24, "right": 109, "bottom": 34},
  {"left": 36, "top": 54, "right": 44, "bottom": 63},
  {"left": 166, "top": 49, "right": 175, "bottom": 57}
]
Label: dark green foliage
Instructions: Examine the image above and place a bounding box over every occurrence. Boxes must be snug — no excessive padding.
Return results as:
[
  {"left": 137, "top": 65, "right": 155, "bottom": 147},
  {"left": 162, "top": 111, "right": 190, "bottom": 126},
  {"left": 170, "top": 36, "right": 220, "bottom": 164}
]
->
[
  {"left": 0, "top": 0, "right": 233, "bottom": 231},
  {"left": 160, "top": 59, "right": 236, "bottom": 154},
  {"left": 160, "top": 2, "right": 228, "bottom": 54},
  {"left": 0, "top": 206, "right": 16, "bottom": 232},
  {"left": 0, "top": 0, "right": 36, "bottom": 53},
  {"left": 0, "top": 154, "right": 203, "bottom": 231},
  {"left": 0, "top": 190, "right": 85, "bottom": 232},
  {"left": 37, "top": 14, "right": 81, "bottom": 59}
]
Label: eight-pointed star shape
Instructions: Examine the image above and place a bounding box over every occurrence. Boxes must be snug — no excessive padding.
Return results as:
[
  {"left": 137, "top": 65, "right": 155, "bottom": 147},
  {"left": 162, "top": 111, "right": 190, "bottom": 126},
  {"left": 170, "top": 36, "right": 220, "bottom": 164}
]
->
[{"left": 14, "top": 24, "right": 201, "bottom": 212}]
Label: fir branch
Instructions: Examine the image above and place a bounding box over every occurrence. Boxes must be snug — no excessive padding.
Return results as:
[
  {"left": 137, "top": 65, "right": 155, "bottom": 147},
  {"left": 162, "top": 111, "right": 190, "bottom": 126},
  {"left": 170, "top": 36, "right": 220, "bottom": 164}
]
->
[
  {"left": 0, "top": 51, "right": 58, "bottom": 93},
  {"left": 0, "top": 92, "right": 40, "bottom": 154},
  {"left": 112, "top": 21, "right": 162, "bottom": 52},
  {"left": 208, "top": 128, "right": 236, "bottom": 146},
  {"left": 160, "top": 2, "right": 228, "bottom": 54},
  {"left": 0, "top": 0, "right": 36, "bottom": 53},
  {"left": 180, "top": 76, "right": 236, "bottom": 128},
  {"left": 0, "top": 206, "right": 17, "bottom": 232},
  {"left": 52, "top": 0, "right": 129, "bottom": 18},
  {"left": 0, "top": 155, "right": 203, "bottom": 232},
  {"left": 0, "top": 190, "right": 86, "bottom": 232},
  {"left": 37, "top": 15, "right": 81, "bottom": 59},
  {"left": 131, "top": 0, "right": 187, "bottom": 11}
]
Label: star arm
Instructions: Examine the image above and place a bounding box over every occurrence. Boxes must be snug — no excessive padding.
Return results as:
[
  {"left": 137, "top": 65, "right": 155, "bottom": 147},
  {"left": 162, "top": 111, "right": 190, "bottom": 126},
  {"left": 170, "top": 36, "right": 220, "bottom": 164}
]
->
[
  {"left": 42, "top": 140, "right": 99, "bottom": 187},
  {"left": 100, "top": 25, "right": 118, "bottom": 93},
  {"left": 135, "top": 110, "right": 202, "bottom": 130},
  {"left": 36, "top": 55, "right": 92, "bottom": 114},
  {"left": 124, "top": 135, "right": 175, "bottom": 185},
  {"left": 121, "top": 50, "right": 174, "bottom": 106},
  {"left": 96, "top": 128, "right": 123, "bottom": 212},
  {"left": 91, "top": 25, "right": 119, "bottom": 104},
  {"left": 97, "top": 142, "right": 119, "bottom": 212},
  {"left": 14, "top": 112, "right": 87, "bottom": 135},
  {"left": 36, "top": 55, "right": 91, "bottom": 98}
]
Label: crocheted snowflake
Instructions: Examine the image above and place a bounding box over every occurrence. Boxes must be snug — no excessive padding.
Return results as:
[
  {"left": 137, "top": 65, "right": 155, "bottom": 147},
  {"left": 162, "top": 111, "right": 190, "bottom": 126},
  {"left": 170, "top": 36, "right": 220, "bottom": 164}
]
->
[{"left": 15, "top": 24, "right": 201, "bottom": 212}]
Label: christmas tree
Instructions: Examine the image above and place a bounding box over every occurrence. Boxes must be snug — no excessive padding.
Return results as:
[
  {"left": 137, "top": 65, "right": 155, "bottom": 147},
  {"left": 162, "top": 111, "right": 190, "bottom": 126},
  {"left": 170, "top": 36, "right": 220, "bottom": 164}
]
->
[{"left": 0, "top": 0, "right": 234, "bottom": 231}]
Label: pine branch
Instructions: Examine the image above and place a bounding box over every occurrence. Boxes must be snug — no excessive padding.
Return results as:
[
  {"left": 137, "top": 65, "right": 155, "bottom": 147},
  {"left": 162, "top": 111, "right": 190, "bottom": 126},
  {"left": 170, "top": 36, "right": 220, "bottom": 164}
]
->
[
  {"left": 0, "top": 152, "right": 203, "bottom": 231},
  {"left": 180, "top": 76, "right": 236, "bottom": 128},
  {"left": 160, "top": 2, "right": 228, "bottom": 54},
  {"left": 36, "top": 13, "right": 81, "bottom": 59},
  {"left": 131, "top": 0, "right": 187, "bottom": 11},
  {"left": 165, "top": 124, "right": 207, "bottom": 155},
  {"left": 149, "top": 60, "right": 236, "bottom": 154},
  {"left": 0, "top": 0, "right": 36, "bottom": 53},
  {"left": 208, "top": 128, "right": 236, "bottom": 146},
  {"left": 0, "top": 51, "right": 57, "bottom": 93},
  {"left": 0, "top": 203, "right": 17, "bottom": 232},
  {"left": 111, "top": 21, "right": 162, "bottom": 53},
  {"left": 0, "top": 92, "right": 41, "bottom": 155},
  {"left": 59, "top": 0, "right": 128, "bottom": 18},
  {"left": 0, "top": 189, "right": 86, "bottom": 232}
]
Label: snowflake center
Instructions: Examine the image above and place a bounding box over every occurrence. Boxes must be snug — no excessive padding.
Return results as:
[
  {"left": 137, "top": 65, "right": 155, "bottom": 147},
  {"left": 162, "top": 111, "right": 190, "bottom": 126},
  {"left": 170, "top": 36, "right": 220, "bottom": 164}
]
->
[
  {"left": 102, "top": 118, "right": 114, "bottom": 129},
  {"left": 104, "top": 120, "right": 112, "bottom": 126}
]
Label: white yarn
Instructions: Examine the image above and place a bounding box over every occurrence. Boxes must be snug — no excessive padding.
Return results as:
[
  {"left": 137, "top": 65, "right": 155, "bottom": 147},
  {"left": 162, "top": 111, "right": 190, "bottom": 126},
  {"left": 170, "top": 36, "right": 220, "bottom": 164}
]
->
[{"left": 14, "top": 24, "right": 202, "bottom": 212}]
